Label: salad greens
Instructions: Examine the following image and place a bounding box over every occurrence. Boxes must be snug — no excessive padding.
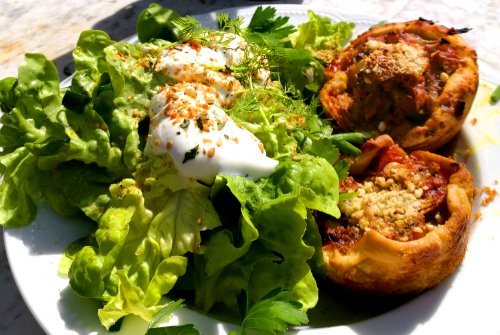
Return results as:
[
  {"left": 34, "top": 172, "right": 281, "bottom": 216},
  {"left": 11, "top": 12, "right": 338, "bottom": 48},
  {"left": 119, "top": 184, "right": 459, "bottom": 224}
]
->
[{"left": 0, "top": 4, "right": 361, "bottom": 334}]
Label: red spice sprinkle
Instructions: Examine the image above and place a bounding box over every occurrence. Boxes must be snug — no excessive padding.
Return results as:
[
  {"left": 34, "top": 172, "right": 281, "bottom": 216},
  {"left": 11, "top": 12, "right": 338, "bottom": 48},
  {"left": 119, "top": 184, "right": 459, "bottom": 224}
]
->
[
  {"left": 258, "top": 143, "right": 265, "bottom": 153},
  {"left": 154, "top": 139, "right": 161, "bottom": 147},
  {"left": 166, "top": 140, "right": 173, "bottom": 150},
  {"left": 187, "top": 40, "right": 202, "bottom": 52},
  {"left": 207, "top": 148, "right": 215, "bottom": 158}
]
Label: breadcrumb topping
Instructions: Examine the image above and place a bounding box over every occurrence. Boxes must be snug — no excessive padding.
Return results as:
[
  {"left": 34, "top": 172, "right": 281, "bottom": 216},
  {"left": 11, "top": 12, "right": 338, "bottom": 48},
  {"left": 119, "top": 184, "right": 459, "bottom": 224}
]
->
[{"left": 363, "top": 40, "right": 429, "bottom": 82}]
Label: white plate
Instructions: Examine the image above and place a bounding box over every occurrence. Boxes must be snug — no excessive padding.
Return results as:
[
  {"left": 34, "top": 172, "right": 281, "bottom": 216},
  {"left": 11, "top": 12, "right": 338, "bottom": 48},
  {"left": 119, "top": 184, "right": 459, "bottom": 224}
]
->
[{"left": 4, "top": 4, "right": 500, "bottom": 335}]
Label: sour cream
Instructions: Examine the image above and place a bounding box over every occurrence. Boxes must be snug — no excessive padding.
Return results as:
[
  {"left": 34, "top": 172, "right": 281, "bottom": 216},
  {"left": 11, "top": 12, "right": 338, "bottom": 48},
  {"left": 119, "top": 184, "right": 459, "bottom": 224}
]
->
[{"left": 146, "top": 83, "right": 278, "bottom": 183}]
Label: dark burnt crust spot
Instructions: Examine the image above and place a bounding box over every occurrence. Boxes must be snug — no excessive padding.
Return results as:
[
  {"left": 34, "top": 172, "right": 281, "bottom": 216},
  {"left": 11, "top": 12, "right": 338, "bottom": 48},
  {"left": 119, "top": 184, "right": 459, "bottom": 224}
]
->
[
  {"left": 440, "top": 38, "right": 450, "bottom": 45},
  {"left": 418, "top": 17, "right": 435, "bottom": 24},
  {"left": 454, "top": 99, "right": 466, "bottom": 117},
  {"left": 448, "top": 27, "right": 472, "bottom": 35}
]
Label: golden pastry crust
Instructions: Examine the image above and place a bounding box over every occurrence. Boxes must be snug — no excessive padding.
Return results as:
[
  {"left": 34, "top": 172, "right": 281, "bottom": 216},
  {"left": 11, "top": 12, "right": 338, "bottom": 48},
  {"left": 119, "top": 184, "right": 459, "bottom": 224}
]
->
[
  {"left": 320, "top": 19, "right": 479, "bottom": 151},
  {"left": 319, "top": 135, "right": 474, "bottom": 295}
]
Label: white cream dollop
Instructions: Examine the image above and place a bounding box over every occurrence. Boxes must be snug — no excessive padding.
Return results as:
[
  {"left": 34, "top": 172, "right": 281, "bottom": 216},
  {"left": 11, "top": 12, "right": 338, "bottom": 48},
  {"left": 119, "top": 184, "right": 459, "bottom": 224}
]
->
[
  {"left": 146, "top": 35, "right": 277, "bottom": 183},
  {"left": 146, "top": 83, "right": 278, "bottom": 183}
]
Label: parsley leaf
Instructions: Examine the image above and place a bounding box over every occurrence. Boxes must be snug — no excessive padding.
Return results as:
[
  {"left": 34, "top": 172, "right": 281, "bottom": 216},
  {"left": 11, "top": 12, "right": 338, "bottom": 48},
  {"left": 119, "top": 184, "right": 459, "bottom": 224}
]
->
[
  {"left": 239, "top": 288, "right": 308, "bottom": 335},
  {"left": 247, "top": 6, "right": 296, "bottom": 40},
  {"left": 145, "top": 324, "right": 200, "bottom": 335}
]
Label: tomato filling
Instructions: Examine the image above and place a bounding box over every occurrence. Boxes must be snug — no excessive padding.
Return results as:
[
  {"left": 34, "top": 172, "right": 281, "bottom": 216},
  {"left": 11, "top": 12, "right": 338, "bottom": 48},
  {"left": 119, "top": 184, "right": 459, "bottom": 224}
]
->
[{"left": 319, "top": 144, "right": 451, "bottom": 254}]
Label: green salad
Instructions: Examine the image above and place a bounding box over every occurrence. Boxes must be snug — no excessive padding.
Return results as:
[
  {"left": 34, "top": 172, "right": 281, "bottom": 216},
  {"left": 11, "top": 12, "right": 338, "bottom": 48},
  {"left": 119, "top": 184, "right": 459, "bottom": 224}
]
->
[{"left": 0, "top": 4, "right": 365, "bottom": 334}]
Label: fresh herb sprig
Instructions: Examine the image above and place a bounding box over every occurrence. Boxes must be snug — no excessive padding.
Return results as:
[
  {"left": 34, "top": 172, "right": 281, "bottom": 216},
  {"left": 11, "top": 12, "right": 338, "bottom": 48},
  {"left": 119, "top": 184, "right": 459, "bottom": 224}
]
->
[{"left": 230, "top": 288, "right": 308, "bottom": 335}]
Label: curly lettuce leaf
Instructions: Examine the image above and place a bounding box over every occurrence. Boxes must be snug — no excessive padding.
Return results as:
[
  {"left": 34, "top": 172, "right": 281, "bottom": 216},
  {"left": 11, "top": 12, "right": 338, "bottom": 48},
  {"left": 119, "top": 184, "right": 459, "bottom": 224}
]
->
[
  {"left": 289, "top": 10, "right": 355, "bottom": 63},
  {"left": 73, "top": 30, "right": 115, "bottom": 73},
  {"left": 192, "top": 189, "right": 319, "bottom": 313},
  {"left": 0, "top": 54, "right": 124, "bottom": 227},
  {"left": 64, "top": 156, "right": 222, "bottom": 329},
  {"left": 0, "top": 54, "right": 64, "bottom": 153},
  {"left": 271, "top": 155, "right": 340, "bottom": 218},
  {"left": 66, "top": 178, "right": 189, "bottom": 329},
  {"left": 0, "top": 148, "right": 38, "bottom": 227}
]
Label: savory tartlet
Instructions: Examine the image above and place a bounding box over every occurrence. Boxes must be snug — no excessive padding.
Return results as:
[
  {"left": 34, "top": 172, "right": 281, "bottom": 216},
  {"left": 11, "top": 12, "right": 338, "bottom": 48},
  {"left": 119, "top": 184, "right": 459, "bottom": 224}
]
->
[
  {"left": 318, "top": 135, "right": 474, "bottom": 295},
  {"left": 320, "top": 19, "right": 479, "bottom": 151}
]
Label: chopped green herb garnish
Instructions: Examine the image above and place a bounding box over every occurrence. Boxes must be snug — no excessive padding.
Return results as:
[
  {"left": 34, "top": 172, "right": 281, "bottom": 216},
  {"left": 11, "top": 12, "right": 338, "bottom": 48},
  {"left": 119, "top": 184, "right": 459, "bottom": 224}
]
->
[
  {"left": 217, "top": 12, "right": 244, "bottom": 34},
  {"left": 217, "top": 121, "right": 226, "bottom": 131},
  {"left": 196, "top": 117, "right": 204, "bottom": 130},
  {"left": 182, "top": 145, "right": 199, "bottom": 163},
  {"left": 180, "top": 119, "right": 190, "bottom": 128}
]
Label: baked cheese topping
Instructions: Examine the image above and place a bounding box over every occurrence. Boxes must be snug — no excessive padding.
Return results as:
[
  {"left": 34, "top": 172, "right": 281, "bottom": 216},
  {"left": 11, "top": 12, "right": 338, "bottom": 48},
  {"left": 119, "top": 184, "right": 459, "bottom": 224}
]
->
[
  {"left": 146, "top": 35, "right": 278, "bottom": 183},
  {"left": 363, "top": 39, "right": 429, "bottom": 82},
  {"left": 338, "top": 153, "right": 447, "bottom": 242},
  {"left": 340, "top": 173, "right": 429, "bottom": 241}
]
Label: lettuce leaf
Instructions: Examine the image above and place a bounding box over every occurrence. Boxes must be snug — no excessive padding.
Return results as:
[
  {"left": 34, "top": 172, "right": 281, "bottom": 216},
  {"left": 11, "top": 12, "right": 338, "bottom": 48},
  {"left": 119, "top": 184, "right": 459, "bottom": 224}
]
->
[
  {"left": 0, "top": 148, "right": 38, "bottom": 227},
  {"left": 0, "top": 32, "right": 166, "bottom": 227},
  {"left": 289, "top": 10, "right": 355, "bottom": 63},
  {"left": 189, "top": 155, "right": 336, "bottom": 314},
  {"left": 104, "top": 40, "right": 164, "bottom": 169},
  {"left": 64, "top": 157, "right": 222, "bottom": 329},
  {"left": 271, "top": 156, "right": 340, "bottom": 217},
  {"left": 0, "top": 54, "right": 121, "bottom": 227},
  {"left": 136, "top": 3, "right": 183, "bottom": 43},
  {"left": 73, "top": 30, "right": 115, "bottom": 73}
]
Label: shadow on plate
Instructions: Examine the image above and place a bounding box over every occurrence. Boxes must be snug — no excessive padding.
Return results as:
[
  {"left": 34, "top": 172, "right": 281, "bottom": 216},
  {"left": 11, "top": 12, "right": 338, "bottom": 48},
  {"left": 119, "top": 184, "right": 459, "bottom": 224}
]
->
[
  {"left": 4, "top": 204, "right": 95, "bottom": 255},
  {"left": 174, "top": 270, "right": 455, "bottom": 334}
]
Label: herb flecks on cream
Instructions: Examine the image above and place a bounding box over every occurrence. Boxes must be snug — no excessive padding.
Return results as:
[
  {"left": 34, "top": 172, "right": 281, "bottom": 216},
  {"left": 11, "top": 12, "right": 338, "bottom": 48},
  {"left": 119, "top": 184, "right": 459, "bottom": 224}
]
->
[{"left": 145, "top": 34, "right": 278, "bottom": 183}]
